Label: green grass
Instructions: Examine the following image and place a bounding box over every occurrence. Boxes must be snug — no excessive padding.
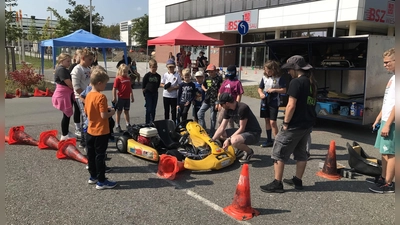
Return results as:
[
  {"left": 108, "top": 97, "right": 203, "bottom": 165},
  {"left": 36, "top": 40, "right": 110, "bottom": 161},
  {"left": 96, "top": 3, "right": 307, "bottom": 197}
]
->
[
  {"left": 243, "top": 85, "right": 260, "bottom": 99},
  {"left": 6, "top": 54, "right": 54, "bottom": 71}
]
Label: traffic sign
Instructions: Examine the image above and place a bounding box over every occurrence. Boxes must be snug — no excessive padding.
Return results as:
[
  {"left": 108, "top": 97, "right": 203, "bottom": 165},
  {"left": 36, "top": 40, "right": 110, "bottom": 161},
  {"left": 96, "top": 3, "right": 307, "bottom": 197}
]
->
[{"left": 237, "top": 21, "right": 249, "bottom": 35}]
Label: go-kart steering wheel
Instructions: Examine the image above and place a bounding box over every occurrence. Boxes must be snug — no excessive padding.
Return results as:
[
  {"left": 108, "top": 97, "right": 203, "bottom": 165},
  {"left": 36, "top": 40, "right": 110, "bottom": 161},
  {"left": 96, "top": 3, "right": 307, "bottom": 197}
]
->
[{"left": 175, "top": 119, "right": 193, "bottom": 133}]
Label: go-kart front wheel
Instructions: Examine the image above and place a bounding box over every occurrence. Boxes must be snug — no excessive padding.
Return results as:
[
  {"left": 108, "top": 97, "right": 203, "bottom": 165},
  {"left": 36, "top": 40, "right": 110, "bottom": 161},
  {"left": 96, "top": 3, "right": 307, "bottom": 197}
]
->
[{"left": 116, "top": 135, "right": 130, "bottom": 153}]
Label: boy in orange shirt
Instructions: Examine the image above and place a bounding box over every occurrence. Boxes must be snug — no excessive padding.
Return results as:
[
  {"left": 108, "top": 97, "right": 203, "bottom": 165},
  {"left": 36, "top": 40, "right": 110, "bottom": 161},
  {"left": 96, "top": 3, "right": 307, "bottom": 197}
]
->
[
  {"left": 112, "top": 64, "right": 134, "bottom": 133},
  {"left": 85, "top": 67, "right": 117, "bottom": 190}
]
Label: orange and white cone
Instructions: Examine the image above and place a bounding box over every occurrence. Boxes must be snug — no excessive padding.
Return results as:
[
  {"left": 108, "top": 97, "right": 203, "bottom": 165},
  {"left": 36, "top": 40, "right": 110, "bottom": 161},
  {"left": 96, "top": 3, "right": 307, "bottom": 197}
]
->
[
  {"left": 157, "top": 154, "right": 185, "bottom": 180},
  {"left": 7, "top": 126, "right": 39, "bottom": 146},
  {"left": 316, "top": 140, "right": 341, "bottom": 180},
  {"left": 56, "top": 138, "right": 88, "bottom": 164},
  {"left": 223, "top": 164, "right": 259, "bottom": 221},
  {"left": 38, "top": 130, "right": 59, "bottom": 150}
]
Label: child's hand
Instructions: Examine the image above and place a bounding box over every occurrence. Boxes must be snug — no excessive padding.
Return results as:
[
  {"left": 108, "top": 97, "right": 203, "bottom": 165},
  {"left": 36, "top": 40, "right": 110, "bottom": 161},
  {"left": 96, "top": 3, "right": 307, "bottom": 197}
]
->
[
  {"left": 184, "top": 101, "right": 190, "bottom": 106},
  {"left": 112, "top": 98, "right": 116, "bottom": 104},
  {"left": 131, "top": 97, "right": 134, "bottom": 103}
]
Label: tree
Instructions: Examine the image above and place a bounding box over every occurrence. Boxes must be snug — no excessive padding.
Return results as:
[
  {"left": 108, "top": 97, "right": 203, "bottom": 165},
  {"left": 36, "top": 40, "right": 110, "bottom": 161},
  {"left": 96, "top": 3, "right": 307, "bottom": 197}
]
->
[
  {"left": 130, "top": 14, "right": 149, "bottom": 47},
  {"left": 5, "top": 0, "right": 23, "bottom": 45},
  {"left": 99, "top": 24, "right": 120, "bottom": 40},
  {"left": 47, "top": 7, "right": 72, "bottom": 38},
  {"left": 65, "top": 0, "right": 104, "bottom": 35},
  {"left": 27, "top": 18, "right": 39, "bottom": 43},
  {"left": 40, "top": 18, "right": 51, "bottom": 40}
]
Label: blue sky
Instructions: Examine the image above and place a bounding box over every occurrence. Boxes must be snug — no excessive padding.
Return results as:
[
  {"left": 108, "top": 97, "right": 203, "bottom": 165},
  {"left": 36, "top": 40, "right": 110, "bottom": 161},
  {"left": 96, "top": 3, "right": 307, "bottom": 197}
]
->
[{"left": 13, "top": 0, "right": 149, "bottom": 25}]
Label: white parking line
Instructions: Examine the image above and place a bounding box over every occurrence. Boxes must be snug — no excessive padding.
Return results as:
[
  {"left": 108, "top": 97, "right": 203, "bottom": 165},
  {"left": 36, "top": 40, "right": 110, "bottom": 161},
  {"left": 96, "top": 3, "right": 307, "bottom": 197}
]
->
[{"left": 119, "top": 153, "right": 252, "bottom": 225}]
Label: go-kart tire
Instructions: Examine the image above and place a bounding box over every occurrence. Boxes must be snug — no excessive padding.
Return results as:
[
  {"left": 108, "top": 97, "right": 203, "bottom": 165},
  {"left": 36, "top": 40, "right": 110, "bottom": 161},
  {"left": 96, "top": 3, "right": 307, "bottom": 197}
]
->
[
  {"left": 166, "top": 149, "right": 185, "bottom": 161},
  {"left": 116, "top": 135, "right": 130, "bottom": 153}
]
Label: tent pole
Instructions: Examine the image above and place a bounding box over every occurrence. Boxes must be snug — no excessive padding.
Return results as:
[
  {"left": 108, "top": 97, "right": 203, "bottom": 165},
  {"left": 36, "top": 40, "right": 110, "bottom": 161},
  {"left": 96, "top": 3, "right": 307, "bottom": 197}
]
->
[
  {"left": 102, "top": 48, "right": 107, "bottom": 73},
  {"left": 146, "top": 45, "right": 149, "bottom": 73}
]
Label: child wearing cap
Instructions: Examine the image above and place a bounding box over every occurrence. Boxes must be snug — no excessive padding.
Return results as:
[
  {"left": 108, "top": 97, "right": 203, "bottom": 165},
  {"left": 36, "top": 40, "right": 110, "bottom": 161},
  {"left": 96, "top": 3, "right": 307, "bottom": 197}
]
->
[
  {"left": 217, "top": 65, "right": 244, "bottom": 129},
  {"left": 161, "top": 58, "right": 182, "bottom": 123},
  {"left": 193, "top": 71, "right": 205, "bottom": 122}
]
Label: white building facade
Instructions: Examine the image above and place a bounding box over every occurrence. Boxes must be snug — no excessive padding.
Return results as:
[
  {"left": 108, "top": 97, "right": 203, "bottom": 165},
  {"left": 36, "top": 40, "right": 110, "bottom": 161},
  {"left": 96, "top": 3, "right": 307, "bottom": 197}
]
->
[
  {"left": 120, "top": 20, "right": 139, "bottom": 47},
  {"left": 148, "top": 0, "right": 395, "bottom": 67}
]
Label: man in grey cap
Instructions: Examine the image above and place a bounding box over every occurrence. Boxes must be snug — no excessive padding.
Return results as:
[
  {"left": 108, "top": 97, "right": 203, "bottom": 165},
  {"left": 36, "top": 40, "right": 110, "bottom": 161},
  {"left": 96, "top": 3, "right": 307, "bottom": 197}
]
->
[{"left": 260, "top": 55, "right": 317, "bottom": 193}]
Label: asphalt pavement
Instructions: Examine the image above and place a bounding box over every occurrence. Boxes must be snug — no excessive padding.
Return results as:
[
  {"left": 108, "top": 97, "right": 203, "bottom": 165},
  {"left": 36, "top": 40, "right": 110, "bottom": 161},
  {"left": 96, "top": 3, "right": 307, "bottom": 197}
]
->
[{"left": 5, "top": 61, "right": 395, "bottom": 224}]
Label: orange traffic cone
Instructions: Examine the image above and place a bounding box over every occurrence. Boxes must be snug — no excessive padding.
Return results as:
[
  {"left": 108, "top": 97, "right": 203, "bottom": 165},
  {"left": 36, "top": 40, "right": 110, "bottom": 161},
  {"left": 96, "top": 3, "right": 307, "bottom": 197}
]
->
[
  {"left": 15, "top": 88, "right": 31, "bottom": 98},
  {"left": 57, "top": 138, "right": 88, "bottom": 164},
  {"left": 45, "top": 88, "right": 53, "bottom": 97},
  {"left": 7, "top": 126, "right": 39, "bottom": 146},
  {"left": 33, "top": 87, "right": 47, "bottom": 97},
  {"left": 4, "top": 93, "right": 15, "bottom": 98},
  {"left": 223, "top": 164, "right": 259, "bottom": 221},
  {"left": 157, "top": 154, "right": 185, "bottom": 180},
  {"left": 316, "top": 140, "right": 341, "bottom": 180},
  {"left": 5, "top": 135, "right": 9, "bottom": 143},
  {"left": 38, "top": 130, "right": 59, "bottom": 150}
]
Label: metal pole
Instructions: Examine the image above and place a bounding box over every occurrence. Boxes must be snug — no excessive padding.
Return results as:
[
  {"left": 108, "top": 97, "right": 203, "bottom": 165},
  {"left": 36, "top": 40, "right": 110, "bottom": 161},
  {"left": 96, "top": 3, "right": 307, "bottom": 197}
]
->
[
  {"left": 89, "top": 0, "right": 93, "bottom": 33},
  {"left": 238, "top": 35, "right": 243, "bottom": 81},
  {"left": 333, "top": 0, "right": 340, "bottom": 37}
]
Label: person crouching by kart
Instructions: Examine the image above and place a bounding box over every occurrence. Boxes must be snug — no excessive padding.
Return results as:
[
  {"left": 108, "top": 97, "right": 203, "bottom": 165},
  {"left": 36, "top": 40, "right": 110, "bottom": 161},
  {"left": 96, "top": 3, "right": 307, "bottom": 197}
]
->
[
  {"left": 212, "top": 93, "right": 262, "bottom": 163},
  {"left": 177, "top": 68, "right": 197, "bottom": 123},
  {"left": 112, "top": 64, "right": 134, "bottom": 133}
]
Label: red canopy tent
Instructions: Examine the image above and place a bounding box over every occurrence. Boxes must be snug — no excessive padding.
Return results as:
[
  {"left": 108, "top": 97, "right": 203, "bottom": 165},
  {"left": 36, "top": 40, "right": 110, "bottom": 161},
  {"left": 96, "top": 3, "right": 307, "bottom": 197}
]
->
[{"left": 147, "top": 21, "right": 224, "bottom": 46}]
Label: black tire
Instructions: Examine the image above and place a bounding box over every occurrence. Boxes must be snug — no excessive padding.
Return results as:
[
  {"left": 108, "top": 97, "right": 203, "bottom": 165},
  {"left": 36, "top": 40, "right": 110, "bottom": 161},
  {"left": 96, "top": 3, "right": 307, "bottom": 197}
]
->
[
  {"left": 165, "top": 149, "right": 185, "bottom": 161},
  {"left": 116, "top": 135, "right": 130, "bottom": 153}
]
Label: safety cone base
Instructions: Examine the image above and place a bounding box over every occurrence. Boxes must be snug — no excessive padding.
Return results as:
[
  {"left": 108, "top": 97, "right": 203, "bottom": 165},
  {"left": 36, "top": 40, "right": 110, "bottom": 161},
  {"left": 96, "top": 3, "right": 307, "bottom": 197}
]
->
[
  {"left": 57, "top": 138, "right": 88, "bottom": 164},
  {"left": 223, "top": 205, "right": 260, "bottom": 221},
  {"left": 157, "top": 154, "right": 185, "bottom": 180},
  {"left": 316, "top": 171, "right": 341, "bottom": 180},
  {"left": 38, "top": 130, "right": 59, "bottom": 150},
  {"left": 8, "top": 126, "right": 39, "bottom": 146}
]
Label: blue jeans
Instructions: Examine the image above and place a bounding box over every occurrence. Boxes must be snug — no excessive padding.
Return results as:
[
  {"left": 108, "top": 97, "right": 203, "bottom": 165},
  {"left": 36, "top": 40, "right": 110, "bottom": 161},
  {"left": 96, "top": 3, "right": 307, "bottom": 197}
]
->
[
  {"left": 197, "top": 102, "right": 217, "bottom": 136},
  {"left": 144, "top": 92, "right": 158, "bottom": 124}
]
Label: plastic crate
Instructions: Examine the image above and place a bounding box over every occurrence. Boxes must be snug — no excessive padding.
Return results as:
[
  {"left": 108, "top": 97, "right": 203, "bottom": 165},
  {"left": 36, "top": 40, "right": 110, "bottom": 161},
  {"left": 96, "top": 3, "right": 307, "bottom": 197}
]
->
[{"left": 316, "top": 102, "right": 340, "bottom": 114}]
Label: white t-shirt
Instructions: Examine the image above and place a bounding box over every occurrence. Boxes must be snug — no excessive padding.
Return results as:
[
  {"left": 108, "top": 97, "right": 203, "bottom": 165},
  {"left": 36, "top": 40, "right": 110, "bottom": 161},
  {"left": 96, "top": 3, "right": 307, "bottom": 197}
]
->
[
  {"left": 381, "top": 75, "right": 395, "bottom": 121},
  {"left": 71, "top": 64, "right": 91, "bottom": 98},
  {"left": 161, "top": 72, "right": 182, "bottom": 98}
]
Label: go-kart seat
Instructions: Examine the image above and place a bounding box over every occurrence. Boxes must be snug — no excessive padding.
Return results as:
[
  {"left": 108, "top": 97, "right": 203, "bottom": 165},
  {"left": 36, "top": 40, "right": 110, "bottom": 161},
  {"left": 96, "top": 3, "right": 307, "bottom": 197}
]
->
[
  {"left": 347, "top": 141, "right": 382, "bottom": 177},
  {"left": 153, "top": 120, "right": 180, "bottom": 149}
]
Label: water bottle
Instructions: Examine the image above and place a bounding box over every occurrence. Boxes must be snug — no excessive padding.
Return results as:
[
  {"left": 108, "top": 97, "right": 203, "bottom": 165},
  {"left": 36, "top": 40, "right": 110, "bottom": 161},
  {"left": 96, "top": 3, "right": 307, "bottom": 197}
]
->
[
  {"left": 261, "top": 100, "right": 266, "bottom": 110},
  {"left": 350, "top": 102, "right": 357, "bottom": 116}
]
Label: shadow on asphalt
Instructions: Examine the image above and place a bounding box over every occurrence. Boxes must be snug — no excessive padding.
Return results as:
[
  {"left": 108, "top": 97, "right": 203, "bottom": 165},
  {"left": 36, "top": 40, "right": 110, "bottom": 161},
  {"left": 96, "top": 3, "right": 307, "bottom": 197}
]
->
[
  {"left": 304, "top": 180, "right": 373, "bottom": 193},
  {"left": 255, "top": 208, "right": 291, "bottom": 215}
]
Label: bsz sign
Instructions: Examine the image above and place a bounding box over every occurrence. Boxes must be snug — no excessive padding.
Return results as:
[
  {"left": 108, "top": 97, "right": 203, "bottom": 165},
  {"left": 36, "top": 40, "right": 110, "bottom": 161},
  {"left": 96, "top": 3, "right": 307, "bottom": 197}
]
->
[{"left": 363, "top": 0, "right": 395, "bottom": 25}]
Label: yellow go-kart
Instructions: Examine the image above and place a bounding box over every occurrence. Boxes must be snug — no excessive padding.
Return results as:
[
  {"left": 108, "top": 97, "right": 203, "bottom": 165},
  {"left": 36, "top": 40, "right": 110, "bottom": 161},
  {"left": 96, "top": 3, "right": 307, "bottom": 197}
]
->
[{"left": 115, "top": 119, "right": 239, "bottom": 171}]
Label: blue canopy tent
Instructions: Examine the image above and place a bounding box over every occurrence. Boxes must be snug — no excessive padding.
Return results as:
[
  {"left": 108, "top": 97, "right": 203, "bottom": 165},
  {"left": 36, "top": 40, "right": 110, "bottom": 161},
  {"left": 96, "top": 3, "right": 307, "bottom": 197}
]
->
[{"left": 40, "top": 29, "right": 128, "bottom": 74}]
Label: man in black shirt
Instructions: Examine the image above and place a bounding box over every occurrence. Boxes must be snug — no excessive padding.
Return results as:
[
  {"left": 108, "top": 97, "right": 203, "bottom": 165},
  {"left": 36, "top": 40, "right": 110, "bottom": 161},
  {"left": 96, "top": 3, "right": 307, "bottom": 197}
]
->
[
  {"left": 212, "top": 93, "right": 262, "bottom": 163},
  {"left": 260, "top": 55, "right": 317, "bottom": 193}
]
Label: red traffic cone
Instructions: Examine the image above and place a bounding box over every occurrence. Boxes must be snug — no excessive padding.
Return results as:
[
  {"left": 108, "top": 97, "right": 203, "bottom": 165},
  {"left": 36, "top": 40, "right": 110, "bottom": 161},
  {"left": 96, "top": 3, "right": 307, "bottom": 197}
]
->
[
  {"left": 223, "top": 164, "right": 259, "bottom": 221},
  {"left": 45, "top": 88, "right": 53, "bottom": 97},
  {"left": 4, "top": 93, "right": 15, "bottom": 98},
  {"left": 33, "top": 87, "right": 47, "bottom": 97},
  {"left": 157, "top": 154, "right": 185, "bottom": 180},
  {"left": 15, "top": 88, "right": 31, "bottom": 98},
  {"left": 57, "top": 138, "right": 88, "bottom": 164},
  {"left": 316, "top": 140, "right": 341, "bottom": 180},
  {"left": 8, "top": 126, "right": 39, "bottom": 146},
  {"left": 38, "top": 130, "right": 59, "bottom": 150},
  {"left": 5, "top": 135, "right": 9, "bottom": 143}
]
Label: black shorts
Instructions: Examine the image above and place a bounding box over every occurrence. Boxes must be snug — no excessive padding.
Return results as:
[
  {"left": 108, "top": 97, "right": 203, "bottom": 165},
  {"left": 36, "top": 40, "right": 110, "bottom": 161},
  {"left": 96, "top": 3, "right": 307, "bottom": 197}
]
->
[
  {"left": 116, "top": 98, "right": 130, "bottom": 111},
  {"left": 260, "top": 104, "right": 279, "bottom": 121},
  {"left": 225, "top": 128, "right": 261, "bottom": 146}
]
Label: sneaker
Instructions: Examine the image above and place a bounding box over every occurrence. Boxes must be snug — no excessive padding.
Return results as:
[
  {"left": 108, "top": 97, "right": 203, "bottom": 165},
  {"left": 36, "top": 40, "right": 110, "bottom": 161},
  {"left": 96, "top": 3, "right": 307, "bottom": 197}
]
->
[
  {"left": 239, "top": 149, "right": 254, "bottom": 163},
  {"left": 260, "top": 179, "right": 284, "bottom": 193},
  {"left": 105, "top": 166, "right": 112, "bottom": 173},
  {"left": 115, "top": 126, "right": 122, "bottom": 133},
  {"left": 366, "top": 176, "right": 385, "bottom": 185},
  {"left": 96, "top": 179, "right": 117, "bottom": 190},
  {"left": 260, "top": 141, "right": 273, "bottom": 148},
  {"left": 88, "top": 177, "right": 98, "bottom": 184},
  {"left": 85, "top": 165, "right": 89, "bottom": 170},
  {"left": 60, "top": 135, "right": 70, "bottom": 141},
  {"left": 75, "top": 130, "right": 82, "bottom": 138},
  {"left": 283, "top": 176, "right": 304, "bottom": 190},
  {"left": 369, "top": 183, "right": 395, "bottom": 194}
]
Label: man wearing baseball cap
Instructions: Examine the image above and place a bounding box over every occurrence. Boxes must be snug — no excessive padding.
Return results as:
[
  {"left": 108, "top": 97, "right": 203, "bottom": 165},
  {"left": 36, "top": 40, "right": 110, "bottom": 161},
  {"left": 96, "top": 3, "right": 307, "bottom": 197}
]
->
[
  {"left": 212, "top": 93, "right": 261, "bottom": 163},
  {"left": 260, "top": 55, "right": 317, "bottom": 193}
]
